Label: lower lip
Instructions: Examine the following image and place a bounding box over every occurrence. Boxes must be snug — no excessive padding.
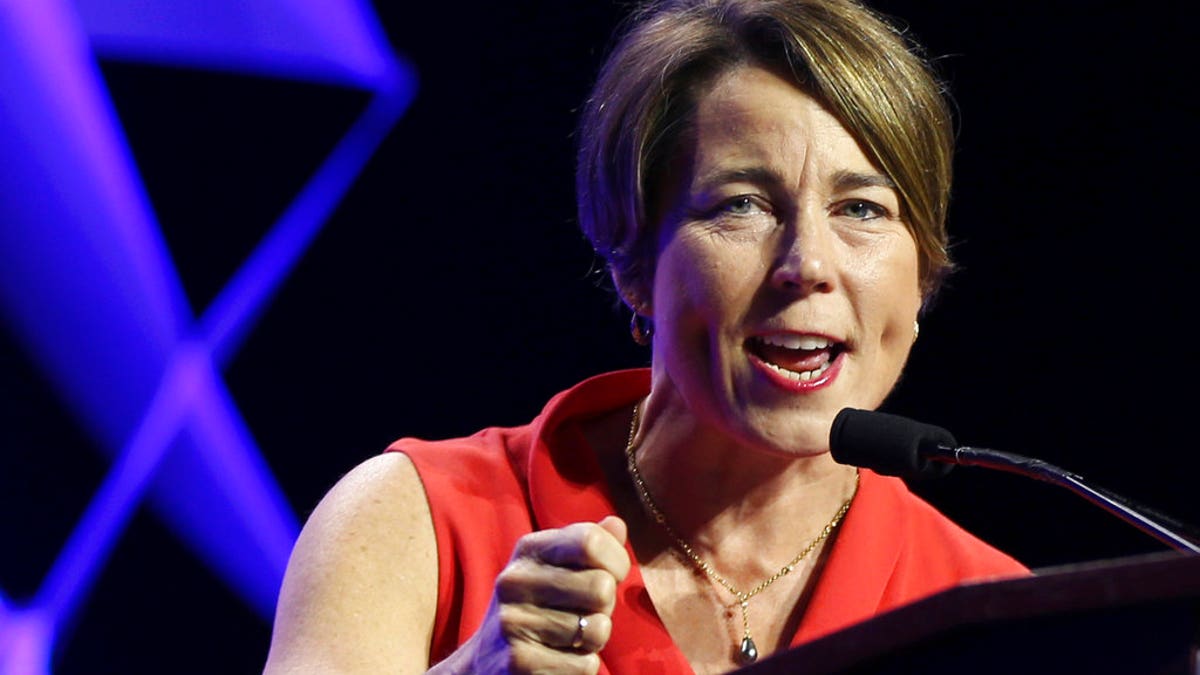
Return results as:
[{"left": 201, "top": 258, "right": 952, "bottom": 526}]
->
[{"left": 748, "top": 351, "right": 844, "bottom": 392}]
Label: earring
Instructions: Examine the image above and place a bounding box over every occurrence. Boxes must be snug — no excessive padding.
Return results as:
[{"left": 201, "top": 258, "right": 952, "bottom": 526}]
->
[
  {"left": 913, "top": 320, "right": 920, "bottom": 343},
  {"left": 630, "top": 312, "right": 654, "bottom": 346}
]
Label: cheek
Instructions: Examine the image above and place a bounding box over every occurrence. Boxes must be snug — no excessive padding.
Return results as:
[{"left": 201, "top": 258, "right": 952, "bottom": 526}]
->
[
  {"left": 653, "top": 234, "right": 764, "bottom": 328},
  {"left": 893, "top": 256, "right": 923, "bottom": 323},
  {"left": 855, "top": 247, "right": 920, "bottom": 404},
  {"left": 860, "top": 237, "right": 922, "bottom": 323}
]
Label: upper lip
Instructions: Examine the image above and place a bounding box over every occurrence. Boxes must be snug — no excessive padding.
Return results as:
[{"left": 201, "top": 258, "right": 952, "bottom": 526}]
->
[
  {"left": 752, "top": 333, "right": 835, "bottom": 350},
  {"left": 749, "top": 331, "right": 846, "bottom": 350}
]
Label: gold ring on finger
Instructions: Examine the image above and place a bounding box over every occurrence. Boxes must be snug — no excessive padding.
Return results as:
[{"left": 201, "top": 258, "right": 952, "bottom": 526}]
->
[{"left": 571, "top": 615, "right": 589, "bottom": 650}]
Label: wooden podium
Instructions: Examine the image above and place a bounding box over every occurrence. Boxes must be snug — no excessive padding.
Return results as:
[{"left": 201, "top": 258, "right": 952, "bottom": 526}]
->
[{"left": 742, "top": 552, "right": 1200, "bottom": 674}]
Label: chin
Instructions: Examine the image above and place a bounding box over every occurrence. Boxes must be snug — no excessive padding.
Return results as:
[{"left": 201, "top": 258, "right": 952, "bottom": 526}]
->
[{"left": 743, "top": 413, "right": 834, "bottom": 459}]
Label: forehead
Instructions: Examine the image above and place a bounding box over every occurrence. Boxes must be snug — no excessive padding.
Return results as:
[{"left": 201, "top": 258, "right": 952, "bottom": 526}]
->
[{"left": 686, "top": 65, "right": 877, "bottom": 174}]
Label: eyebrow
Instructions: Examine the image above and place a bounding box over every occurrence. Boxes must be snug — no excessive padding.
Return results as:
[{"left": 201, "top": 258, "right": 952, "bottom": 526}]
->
[
  {"left": 694, "top": 167, "right": 897, "bottom": 193},
  {"left": 831, "top": 169, "right": 897, "bottom": 192},
  {"left": 694, "top": 167, "right": 785, "bottom": 191}
]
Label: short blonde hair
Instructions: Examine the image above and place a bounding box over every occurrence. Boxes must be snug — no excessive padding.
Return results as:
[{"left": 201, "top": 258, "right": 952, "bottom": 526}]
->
[{"left": 576, "top": 0, "right": 954, "bottom": 305}]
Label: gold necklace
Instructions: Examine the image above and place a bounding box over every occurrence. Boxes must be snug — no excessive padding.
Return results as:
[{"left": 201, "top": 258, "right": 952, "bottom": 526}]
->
[{"left": 623, "top": 404, "right": 858, "bottom": 665}]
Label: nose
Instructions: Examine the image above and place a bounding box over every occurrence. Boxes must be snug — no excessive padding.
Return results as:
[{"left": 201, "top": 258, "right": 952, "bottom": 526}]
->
[{"left": 769, "top": 217, "right": 835, "bottom": 295}]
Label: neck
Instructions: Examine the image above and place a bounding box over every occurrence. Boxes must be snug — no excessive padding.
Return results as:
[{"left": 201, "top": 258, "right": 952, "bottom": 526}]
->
[{"left": 623, "top": 399, "right": 859, "bottom": 575}]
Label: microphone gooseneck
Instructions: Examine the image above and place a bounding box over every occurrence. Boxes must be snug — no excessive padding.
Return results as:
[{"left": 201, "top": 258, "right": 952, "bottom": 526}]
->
[{"left": 829, "top": 408, "right": 1200, "bottom": 555}]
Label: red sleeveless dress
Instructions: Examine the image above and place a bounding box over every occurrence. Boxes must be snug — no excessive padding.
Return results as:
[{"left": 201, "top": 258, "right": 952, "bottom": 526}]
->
[{"left": 390, "top": 369, "right": 1028, "bottom": 672}]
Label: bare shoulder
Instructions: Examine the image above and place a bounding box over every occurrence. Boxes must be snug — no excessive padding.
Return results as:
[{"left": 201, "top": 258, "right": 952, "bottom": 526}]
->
[{"left": 263, "top": 452, "right": 436, "bottom": 674}]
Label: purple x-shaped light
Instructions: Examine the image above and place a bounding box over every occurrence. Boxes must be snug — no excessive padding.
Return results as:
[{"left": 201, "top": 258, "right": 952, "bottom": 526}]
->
[{"left": 0, "top": 1, "right": 415, "bottom": 672}]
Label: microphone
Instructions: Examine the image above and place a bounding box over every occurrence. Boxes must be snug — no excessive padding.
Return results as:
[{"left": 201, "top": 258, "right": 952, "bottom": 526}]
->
[
  {"left": 830, "top": 407, "right": 1200, "bottom": 555},
  {"left": 829, "top": 408, "right": 956, "bottom": 479}
]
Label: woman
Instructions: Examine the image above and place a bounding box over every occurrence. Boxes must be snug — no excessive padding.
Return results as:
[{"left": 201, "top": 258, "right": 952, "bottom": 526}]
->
[{"left": 264, "top": 1, "right": 1027, "bottom": 673}]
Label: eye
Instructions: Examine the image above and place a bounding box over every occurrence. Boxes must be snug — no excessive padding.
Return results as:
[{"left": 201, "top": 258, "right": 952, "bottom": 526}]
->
[
  {"left": 720, "top": 195, "right": 770, "bottom": 216},
  {"left": 835, "top": 199, "right": 889, "bottom": 220}
]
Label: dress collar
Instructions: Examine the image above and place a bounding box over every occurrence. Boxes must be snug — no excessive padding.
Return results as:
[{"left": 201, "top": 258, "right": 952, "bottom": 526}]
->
[{"left": 517, "top": 369, "right": 897, "bottom": 672}]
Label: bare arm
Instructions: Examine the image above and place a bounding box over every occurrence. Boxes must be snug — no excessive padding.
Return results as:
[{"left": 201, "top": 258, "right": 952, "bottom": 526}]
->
[
  {"left": 263, "top": 451, "right": 631, "bottom": 674},
  {"left": 264, "top": 452, "right": 437, "bottom": 674}
]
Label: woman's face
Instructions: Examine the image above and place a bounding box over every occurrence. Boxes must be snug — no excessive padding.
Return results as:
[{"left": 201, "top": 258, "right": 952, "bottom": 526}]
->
[{"left": 643, "top": 65, "right": 922, "bottom": 456}]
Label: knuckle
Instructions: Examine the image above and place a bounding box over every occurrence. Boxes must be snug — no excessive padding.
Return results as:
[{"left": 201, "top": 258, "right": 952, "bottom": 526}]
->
[
  {"left": 580, "top": 571, "right": 616, "bottom": 611},
  {"left": 512, "top": 530, "right": 544, "bottom": 559},
  {"left": 579, "top": 652, "right": 602, "bottom": 675},
  {"left": 506, "top": 642, "right": 540, "bottom": 672},
  {"left": 495, "top": 557, "right": 544, "bottom": 602},
  {"left": 496, "top": 605, "right": 545, "bottom": 650},
  {"left": 494, "top": 603, "right": 523, "bottom": 637},
  {"left": 494, "top": 565, "right": 525, "bottom": 602},
  {"left": 577, "top": 524, "right": 607, "bottom": 559},
  {"left": 589, "top": 613, "right": 614, "bottom": 645},
  {"left": 588, "top": 570, "right": 617, "bottom": 599}
]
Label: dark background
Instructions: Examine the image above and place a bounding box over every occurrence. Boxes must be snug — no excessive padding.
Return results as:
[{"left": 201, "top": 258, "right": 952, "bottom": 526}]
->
[{"left": 2, "top": 1, "right": 1196, "bottom": 672}]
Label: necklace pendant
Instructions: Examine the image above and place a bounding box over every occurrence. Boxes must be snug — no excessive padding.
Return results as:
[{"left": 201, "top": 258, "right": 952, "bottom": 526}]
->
[{"left": 739, "top": 636, "right": 759, "bottom": 664}]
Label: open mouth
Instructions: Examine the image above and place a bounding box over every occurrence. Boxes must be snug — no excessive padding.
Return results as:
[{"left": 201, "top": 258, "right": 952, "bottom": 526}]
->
[{"left": 747, "top": 334, "right": 845, "bottom": 383}]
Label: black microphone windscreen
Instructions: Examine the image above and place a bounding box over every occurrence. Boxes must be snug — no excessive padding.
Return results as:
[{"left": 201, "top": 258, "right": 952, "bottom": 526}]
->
[{"left": 830, "top": 408, "right": 956, "bottom": 479}]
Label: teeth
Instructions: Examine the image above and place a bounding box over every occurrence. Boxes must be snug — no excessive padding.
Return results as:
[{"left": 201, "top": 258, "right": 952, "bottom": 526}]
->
[
  {"left": 762, "top": 359, "right": 831, "bottom": 382},
  {"left": 757, "top": 334, "right": 831, "bottom": 350}
]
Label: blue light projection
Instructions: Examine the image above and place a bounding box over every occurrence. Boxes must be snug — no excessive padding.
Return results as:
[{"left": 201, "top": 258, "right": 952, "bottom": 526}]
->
[{"left": 0, "top": 1, "right": 415, "bottom": 672}]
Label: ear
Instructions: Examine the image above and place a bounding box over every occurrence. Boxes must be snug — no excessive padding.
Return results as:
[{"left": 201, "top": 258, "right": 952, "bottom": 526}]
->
[{"left": 611, "top": 267, "right": 653, "bottom": 317}]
